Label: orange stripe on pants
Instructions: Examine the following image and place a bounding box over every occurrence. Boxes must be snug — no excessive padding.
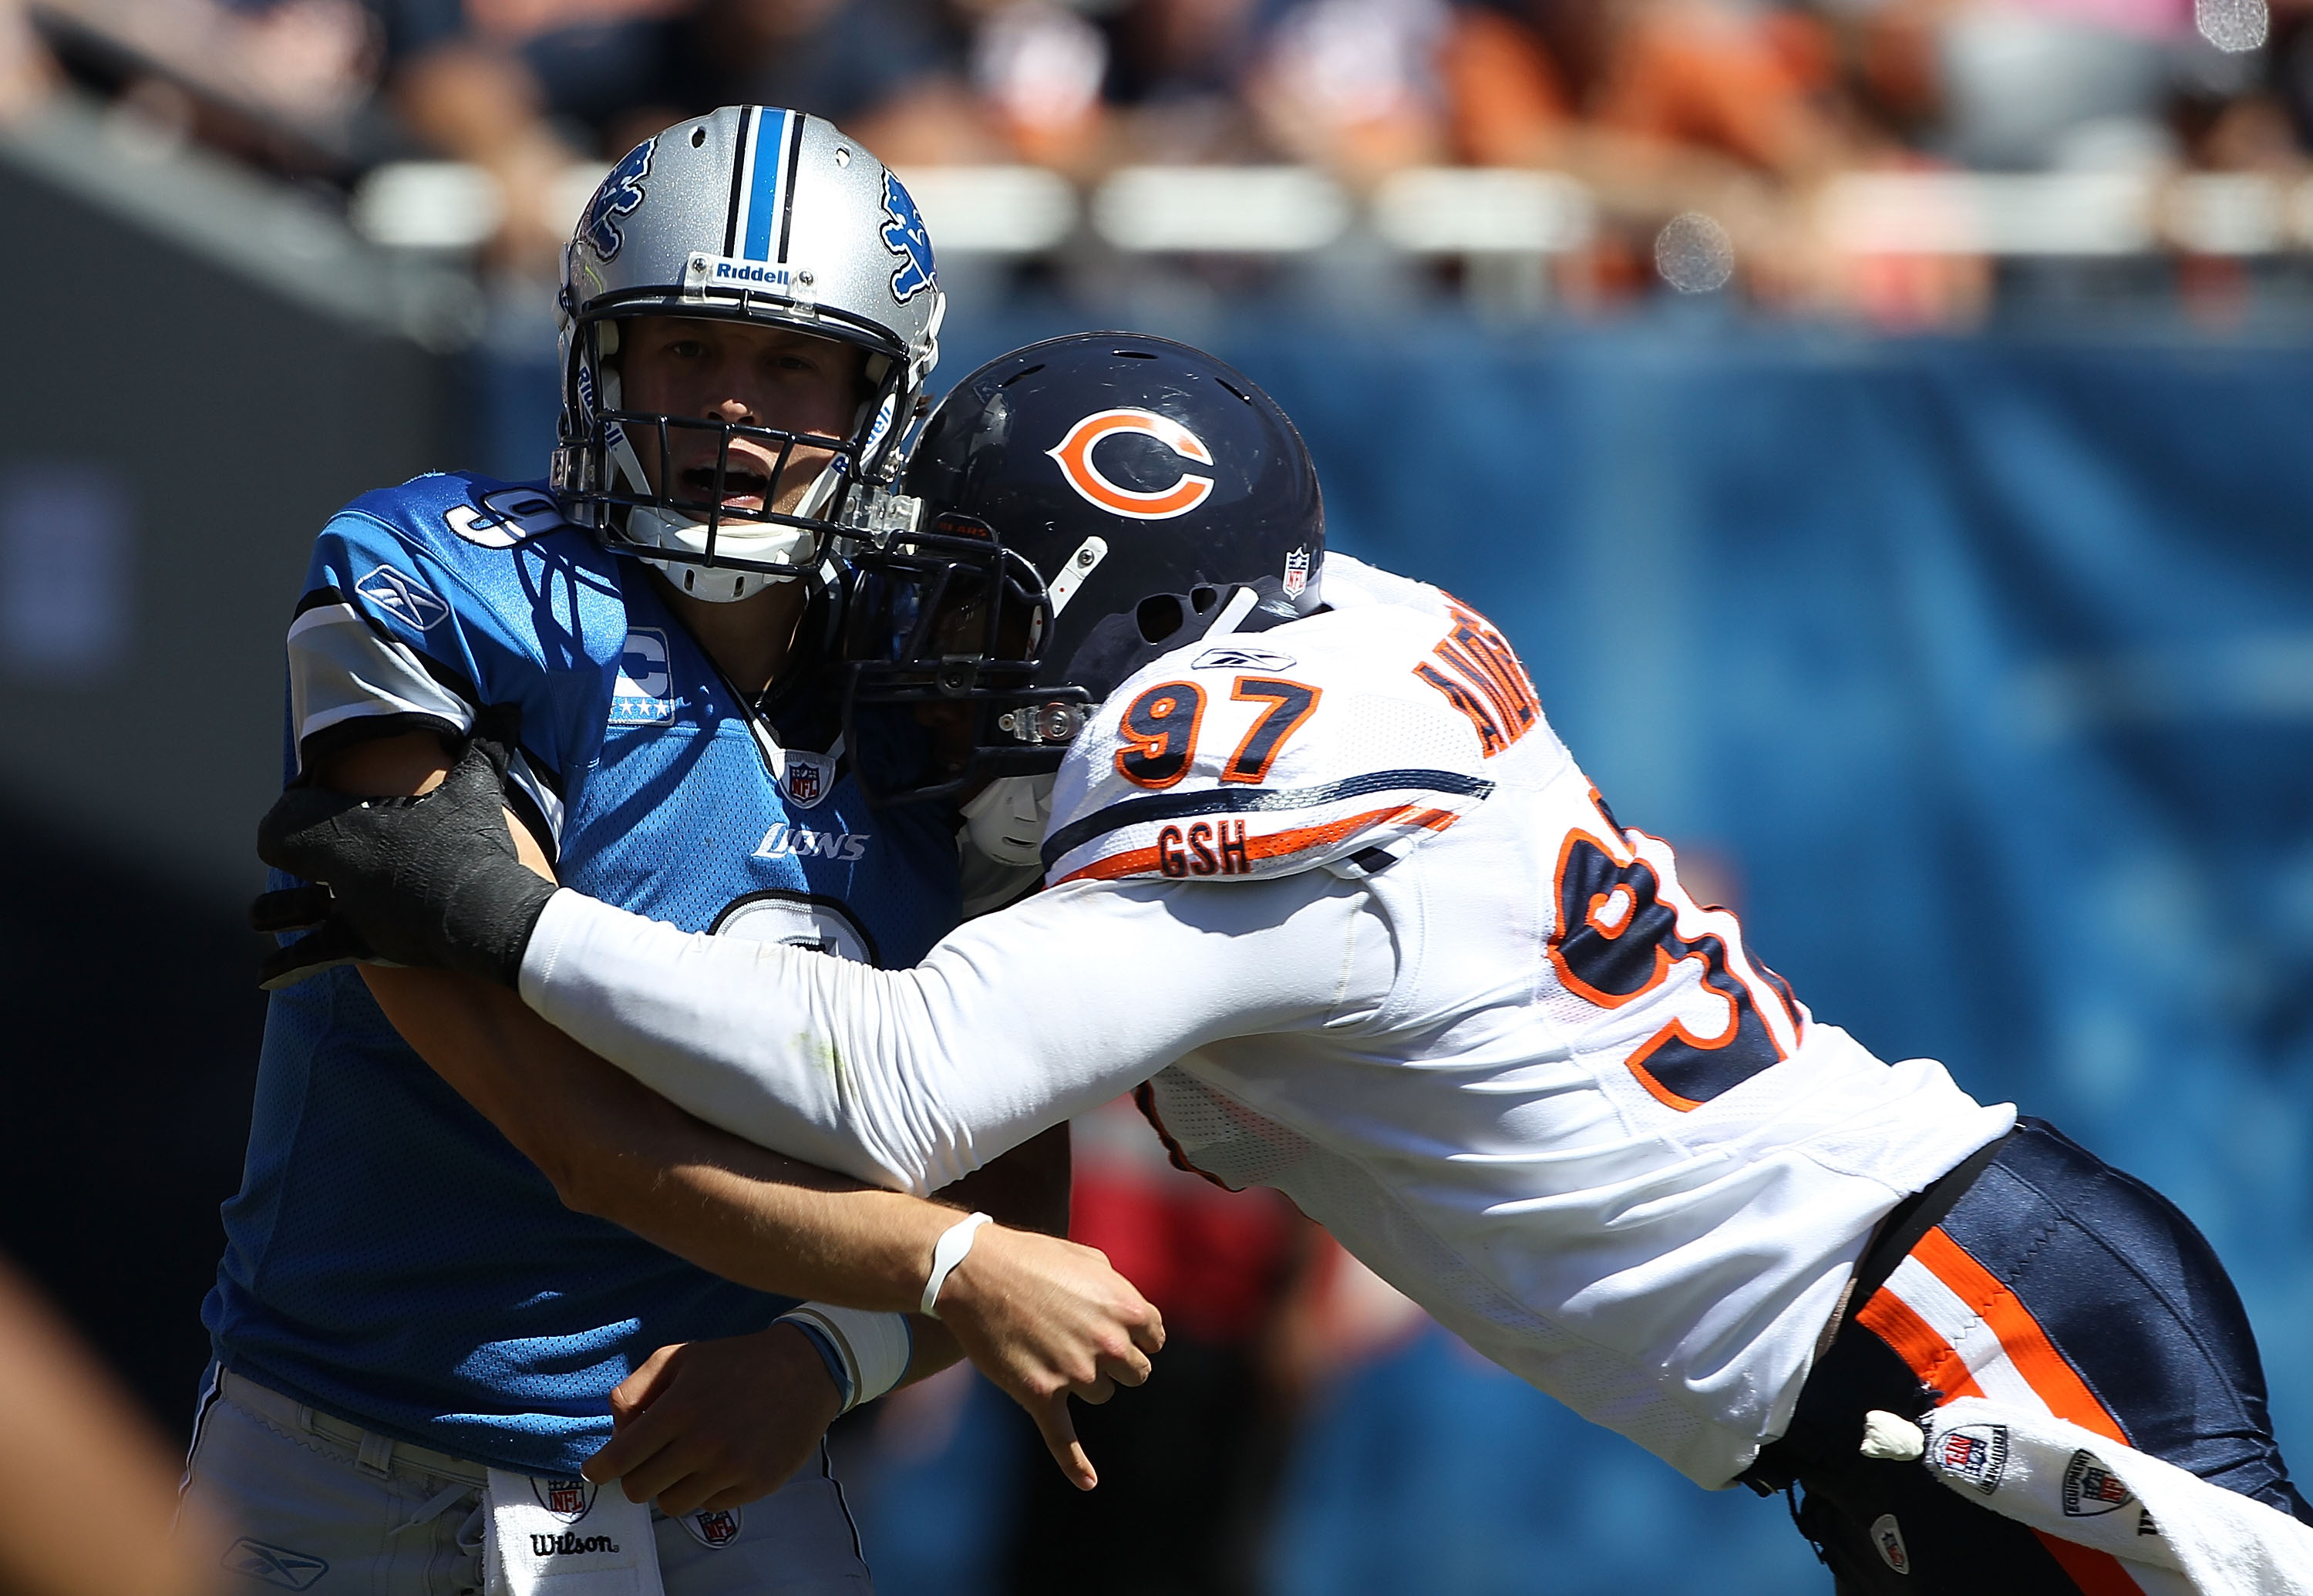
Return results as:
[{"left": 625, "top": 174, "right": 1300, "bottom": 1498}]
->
[
  {"left": 1856, "top": 1225, "right": 2146, "bottom": 1593},
  {"left": 1907, "top": 1228, "right": 2130, "bottom": 1447}
]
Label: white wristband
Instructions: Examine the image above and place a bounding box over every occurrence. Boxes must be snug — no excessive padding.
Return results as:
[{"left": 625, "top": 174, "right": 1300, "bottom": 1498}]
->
[
  {"left": 921, "top": 1211, "right": 993, "bottom": 1318},
  {"left": 775, "top": 1304, "right": 914, "bottom": 1413}
]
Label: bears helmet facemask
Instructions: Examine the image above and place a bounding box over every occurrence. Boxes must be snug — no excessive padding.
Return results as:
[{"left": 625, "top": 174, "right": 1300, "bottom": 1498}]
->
[{"left": 840, "top": 332, "right": 1325, "bottom": 805}]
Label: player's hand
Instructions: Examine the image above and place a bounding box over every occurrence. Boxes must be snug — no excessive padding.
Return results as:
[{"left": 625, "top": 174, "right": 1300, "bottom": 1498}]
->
[
  {"left": 580, "top": 1325, "right": 843, "bottom": 1517},
  {"left": 248, "top": 881, "right": 386, "bottom": 988},
  {"left": 932, "top": 1224, "right": 1164, "bottom": 1492},
  {"left": 254, "top": 737, "right": 557, "bottom": 988}
]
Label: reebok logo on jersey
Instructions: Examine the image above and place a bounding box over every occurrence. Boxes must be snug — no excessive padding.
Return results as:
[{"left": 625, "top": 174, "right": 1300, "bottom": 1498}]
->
[
  {"left": 355, "top": 564, "right": 449, "bottom": 631},
  {"left": 221, "top": 1540, "right": 328, "bottom": 1591},
  {"left": 1192, "top": 645, "right": 1296, "bottom": 672},
  {"left": 754, "top": 823, "right": 868, "bottom": 861}
]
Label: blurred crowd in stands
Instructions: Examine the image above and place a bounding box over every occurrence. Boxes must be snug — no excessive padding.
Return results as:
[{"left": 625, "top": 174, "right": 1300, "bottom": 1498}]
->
[{"left": 4, "top": 0, "right": 2313, "bottom": 313}]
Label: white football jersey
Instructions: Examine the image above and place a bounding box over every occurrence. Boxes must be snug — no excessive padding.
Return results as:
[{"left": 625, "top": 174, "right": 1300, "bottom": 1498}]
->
[
  {"left": 1042, "top": 554, "right": 2012, "bottom": 1483},
  {"left": 519, "top": 553, "right": 2015, "bottom": 1490}
]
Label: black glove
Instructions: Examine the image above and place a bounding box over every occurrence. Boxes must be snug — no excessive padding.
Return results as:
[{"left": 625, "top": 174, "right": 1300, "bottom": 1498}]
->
[
  {"left": 249, "top": 881, "right": 383, "bottom": 989},
  {"left": 251, "top": 737, "right": 558, "bottom": 990}
]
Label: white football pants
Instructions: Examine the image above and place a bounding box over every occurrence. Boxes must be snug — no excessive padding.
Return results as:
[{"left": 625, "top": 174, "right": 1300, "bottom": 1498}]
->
[{"left": 181, "top": 1370, "right": 874, "bottom": 1595}]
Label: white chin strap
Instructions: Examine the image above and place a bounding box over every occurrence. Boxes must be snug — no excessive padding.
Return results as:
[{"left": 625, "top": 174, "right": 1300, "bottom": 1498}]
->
[
  {"left": 608, "top": 428, "right": 829, "bottom": 604},
  {"left": 960, "top": 774, "right": 1054, "bottom": 867}
]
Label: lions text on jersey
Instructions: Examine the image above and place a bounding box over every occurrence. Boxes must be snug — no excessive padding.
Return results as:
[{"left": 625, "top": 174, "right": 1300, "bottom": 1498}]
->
[{"left": 205, "top": 471, "right": 961, "bottom": 1473}]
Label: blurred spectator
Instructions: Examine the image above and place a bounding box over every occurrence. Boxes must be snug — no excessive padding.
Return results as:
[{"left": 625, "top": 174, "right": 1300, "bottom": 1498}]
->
[
  {"left": 2275, "top": 0, "right": 2313, "bottom": 150},
  {"left": 1416, "top": 0, "right": 1864, "bottom": 301},
  {"left": 1092, "top": 0, "right": 1271, "bottom": 162},
  {"left": 2177, "top": 0, "right": 2311, "bottom": 169},
  {"left": 1247, "top": 0, "right": 1452, "bottom": 186},
  {"left": 1931, "top": 0, "right": 2180, "bottom": 172},
  {"left": 966, "top": 0, "right": 1109, "bottom": 170},
  {"left": 377, "top": 0, "right": 992, "bottom": 268},
  {"left": 0, "top": 0, "right": 56, "bottom": 117},
  {"left": 22, "top": 0, "right": 375, "bottom": 155},
  {"left": 0, "top": 1254, "right": 223, "bottom": 1596}
]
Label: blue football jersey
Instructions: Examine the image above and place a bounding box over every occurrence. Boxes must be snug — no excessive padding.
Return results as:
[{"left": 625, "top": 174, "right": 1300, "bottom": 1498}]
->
[{"left": 204, "top": 472, "right": 961, "bottom": 1473}]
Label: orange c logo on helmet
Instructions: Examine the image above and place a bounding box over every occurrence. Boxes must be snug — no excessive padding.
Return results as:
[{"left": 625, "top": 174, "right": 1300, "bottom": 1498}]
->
[{"left": 1045, "top": 409, "right": 1216, "bottom": 520}]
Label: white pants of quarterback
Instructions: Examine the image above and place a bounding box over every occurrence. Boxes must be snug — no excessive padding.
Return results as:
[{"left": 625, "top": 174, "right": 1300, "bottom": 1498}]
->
[{"left": 181, "top": 1370, "right": 873, "bottom": 1595}]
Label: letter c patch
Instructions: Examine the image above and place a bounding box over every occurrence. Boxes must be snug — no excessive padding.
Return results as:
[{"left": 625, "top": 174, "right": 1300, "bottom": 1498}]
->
[{"left": 1046, "top": 409, "right": 1215, "bottom": 520}]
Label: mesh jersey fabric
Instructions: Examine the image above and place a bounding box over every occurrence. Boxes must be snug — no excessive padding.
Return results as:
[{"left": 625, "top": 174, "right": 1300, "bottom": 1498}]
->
[
  {"left": 205, "top": 471, "right": 962, "bottom": 1474},
  {"left": 516, "top": 553, "right": 2016, "bottom": 1488},
  {"left": 1041, "top": 555, "right": 1514, "bottom": 887}
]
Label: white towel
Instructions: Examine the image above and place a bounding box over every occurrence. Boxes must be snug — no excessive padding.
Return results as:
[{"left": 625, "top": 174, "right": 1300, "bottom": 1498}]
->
[
  {"left": 1911, "top": 1398, "right": 2313, "bottom": 1593},
  {"left": 483, "top": 1469, "right": 666, "bottom": 1596}
]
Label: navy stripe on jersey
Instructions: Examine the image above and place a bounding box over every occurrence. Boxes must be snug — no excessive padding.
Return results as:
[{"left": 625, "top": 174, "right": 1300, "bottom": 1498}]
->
[{"left": 1041, "top": 768, "right": 1495, "bottom": 870}]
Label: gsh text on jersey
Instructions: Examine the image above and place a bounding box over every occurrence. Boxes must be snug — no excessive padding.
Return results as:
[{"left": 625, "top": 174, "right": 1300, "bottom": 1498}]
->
[{"left": 1156, "top": 820, "right": 1251, "bottom": 877}]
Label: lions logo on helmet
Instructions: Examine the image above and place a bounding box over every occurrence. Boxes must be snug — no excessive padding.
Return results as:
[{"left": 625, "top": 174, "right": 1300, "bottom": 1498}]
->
[
  {"left": 880, "top": 173, "right": 937, "bottom": 304},
  {"left": 550, "top": 107, "right": 947, "bottom": 604},
  {"left": 580, "top": 139, "right": 655, "bottom": 263}
]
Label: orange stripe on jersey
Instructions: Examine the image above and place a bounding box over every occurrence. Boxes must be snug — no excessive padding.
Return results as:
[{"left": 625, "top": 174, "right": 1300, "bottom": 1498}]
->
[
  {"left": 1908, "top": 1228, "right": 2129, "bottom": 1446},
  {"left": 2033, "top": 1530, "right": 2147, "bottom": 1595},
  {"left": 1053, "top": 803, "right": 1463, "bottom": 885},
  {"left": 1853, "top": 1289, "right": 1988, "bottom": 1402}
]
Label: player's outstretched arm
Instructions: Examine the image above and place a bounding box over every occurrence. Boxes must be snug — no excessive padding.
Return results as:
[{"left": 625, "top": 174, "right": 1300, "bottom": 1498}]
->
[
  {"left": 258, "top": 739, "right": 1389, "bottom": 1195},
  {"left": 371, "top": 959, "right": 1156, "bottom": 1490},
  {"left": 572, "top": 1129, "right": 1148, "bottom": 1498}
]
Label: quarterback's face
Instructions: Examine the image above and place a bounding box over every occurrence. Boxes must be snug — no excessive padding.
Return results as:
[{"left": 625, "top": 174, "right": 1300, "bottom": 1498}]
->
[{"left": 618, "top": 316, "right": 864, "bottom": 519}]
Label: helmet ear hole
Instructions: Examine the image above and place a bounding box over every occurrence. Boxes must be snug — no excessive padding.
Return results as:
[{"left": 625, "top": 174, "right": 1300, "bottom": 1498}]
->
[
  {"left": 1190, "top": 585, "right": 1218, "bottom": 614},
  {"left": 1136, "top": 594, "right": 1185, "bottom": 645}
]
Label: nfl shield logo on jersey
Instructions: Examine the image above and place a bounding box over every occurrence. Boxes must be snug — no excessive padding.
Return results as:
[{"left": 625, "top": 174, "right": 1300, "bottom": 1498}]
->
[
  {"left": 532, "top": 1477, "right": 596, "bottom": 1522},
  {"left": 681, "top": 1507, "right": 742, "bottom": 1548},
  {"left": 1281, "top": 546, "right": 1311, "bottom": 599},
  {"left": 780, "top": 750, "right": 835, "bottom": 808}
]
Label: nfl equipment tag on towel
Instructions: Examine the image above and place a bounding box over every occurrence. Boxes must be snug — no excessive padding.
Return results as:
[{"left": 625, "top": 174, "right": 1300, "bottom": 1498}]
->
[{"left": 483, "top": 1470, "right": 665, "bottom": 1596}]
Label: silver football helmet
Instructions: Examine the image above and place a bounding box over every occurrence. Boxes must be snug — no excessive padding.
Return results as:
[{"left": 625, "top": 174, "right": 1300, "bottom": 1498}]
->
[{"left": 550, "top": 106, "right": 946, "bottom": 601}]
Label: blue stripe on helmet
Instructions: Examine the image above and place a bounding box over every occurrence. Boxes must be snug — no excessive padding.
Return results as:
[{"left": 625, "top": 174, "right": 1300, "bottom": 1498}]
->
[{"left": 742, "top": 109, "right": 791, "bottom": 262}]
